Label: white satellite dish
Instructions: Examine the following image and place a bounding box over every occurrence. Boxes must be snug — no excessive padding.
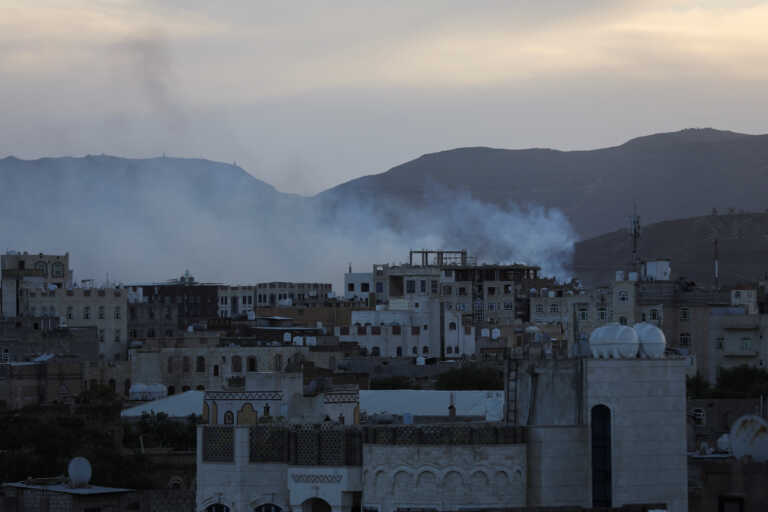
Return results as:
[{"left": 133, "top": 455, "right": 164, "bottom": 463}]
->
[{"left": 68, "top": 457, "right": 92, "bottom": 488}]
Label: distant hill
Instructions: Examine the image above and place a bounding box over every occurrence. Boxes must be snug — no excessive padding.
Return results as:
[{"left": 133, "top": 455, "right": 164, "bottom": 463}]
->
[
  {"left": 3, "top": 128, "right": 768, "bottom": 284},
  {"left": 573, "top": 212, "right": 768, "bottom": 287},
  {"left": 319, "top": 128, "right": 768, "bottom": 239}
]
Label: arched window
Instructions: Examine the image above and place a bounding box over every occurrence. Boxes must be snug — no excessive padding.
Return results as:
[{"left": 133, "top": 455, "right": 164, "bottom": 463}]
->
[
  {"left": 232, "top": 355, "right": 242, "bottom": 373},
  {"left": 213, "top": 365, "right": 219, "bottom": 377},
  {"left": 591, "top": 405, "right": 612, "bottom": 507},
  {"left": 182, "top": 356, "right": 190, "bottom": 373},
  {"left": 223, "top": 411, "right": 234, "bottom": 424},
  {"left": 449, "top": 322, "right": 457, "bottom": 331},
  {"left": 247, "top": 357, "right": 257, "bottom": 372},
  {"left": 196, "top": 356, "right": 205, "bottom": 373},
  {"left": 254, "top": 504, "right": 282, "bottom": 512}
]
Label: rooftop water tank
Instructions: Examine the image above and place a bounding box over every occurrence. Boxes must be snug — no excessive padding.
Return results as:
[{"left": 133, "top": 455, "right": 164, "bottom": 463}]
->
[{"left": 634, "top": 322, "right": 666, "bottom": 358}]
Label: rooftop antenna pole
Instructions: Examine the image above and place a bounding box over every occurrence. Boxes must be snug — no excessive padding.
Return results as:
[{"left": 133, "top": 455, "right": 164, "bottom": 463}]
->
[
  {"left": 631, "top": 202, "right": 641, "bottom": 270},
  {"left": 714, "top": 238, "right": 720, "bottom": 291}
]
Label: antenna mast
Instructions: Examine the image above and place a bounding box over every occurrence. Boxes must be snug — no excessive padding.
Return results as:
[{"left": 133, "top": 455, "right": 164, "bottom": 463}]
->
[
  {"left": 713, "top": 238, "right": 720, "bottom": 290},
  {"left": 631, "top": 202, "right": 641, "bottom": 269}
]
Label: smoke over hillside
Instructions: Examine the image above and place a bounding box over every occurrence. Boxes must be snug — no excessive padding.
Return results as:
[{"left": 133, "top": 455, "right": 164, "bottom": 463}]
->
[{"left": 0, "top": 156, "right": 576, "bottom": 287}]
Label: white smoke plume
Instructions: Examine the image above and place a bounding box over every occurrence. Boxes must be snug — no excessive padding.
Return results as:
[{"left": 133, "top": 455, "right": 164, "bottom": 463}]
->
[{"left": 0, "top": 156, "right": 576, "bottom": 289}]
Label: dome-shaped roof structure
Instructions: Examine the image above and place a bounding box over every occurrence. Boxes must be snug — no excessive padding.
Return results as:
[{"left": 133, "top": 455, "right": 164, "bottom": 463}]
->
[
  {"left": 634, "top": 322, "right": 667, "bottom": 359},
  {"left": 588, "top": 323, "right": 639, "bottom": 359}
]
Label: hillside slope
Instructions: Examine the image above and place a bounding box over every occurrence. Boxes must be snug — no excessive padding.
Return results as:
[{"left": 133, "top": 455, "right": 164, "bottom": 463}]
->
[
  {"left": 573, "top": 212, "right": 768, "bottom": 287},
  {"left": 319, "top": 128, "right": 768, "bottom": 239}
]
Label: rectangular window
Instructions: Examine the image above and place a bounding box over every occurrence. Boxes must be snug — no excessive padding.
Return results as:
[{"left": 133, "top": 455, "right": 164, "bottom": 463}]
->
[
  {"left": 680, "top": 333, "right": 691, "bottom": 346},
  {"left": 348, "top": 283, "right": 355, "bottom": 292},
  {"left": 411, "top": 326, "right": 420, "bottom": 336},
  {"left": 443, "top": 285, "right": 453, "bottom": 296},
  {"left": 456, "top": 303, "right": 466, "bottom": 312},
  {"left": 716, "top": 337, "right": 724, "bottom": 350},
  {"left": 503, "top": 302, "right": 514, "bottom": 310},
  {"left": 420, "top": 280, "right": 426, "bottom": 293},
  {"left": 549, "top": 303, "right": 560, "bottom": 313},
  {"left": 67, "top": 306, "right": 73, "bottom": 319},
  {"left": 375, "top": 282, "right": 384, "bottom": 293},
  {"left": 392, "top": 325, "right": 401, "bottom": 335},
  {"left": 361, "top": 283, "right": 370, "bottom": 292},
  {"left": 98, "top": 306, "right": 105, "bottom": 319},
  {"left": 535, "top": 304, "right": 544, "bottom": 313},
  {"left": 487, "top": 287, "right": 496, "bottom": 296},
  {"left": 459, "top": 287, "right": 467, "bottom": 296},
  {"left": 98, "top": 329, "right": 105, "bottom": 343},
  {"left": 488, "top": 303, "right": 497, "bottom": 312},
  {"left": 680, "top": 308, "right": 690, "bottom": 321},
  {"left": 406, "top": 280, "right": 416, "bottom": 294},
  {"left": 599, "top": 309, "right": 607, "bottom": 321},
  {"left": 579, "top": 310, "right": 589, "bottom": 321},
  {"left": 114, "top": 307, "right": 121, "bottom": 320},
  {"left": 650, "top": 309, "right": 659, "bottom": 320},
  {"left": 431, "top": 280, "right": 438, "bottom": 294},
  {"left": 83, "top": 306, "right": 90, "bottom": 320},
  {"left": 741, "top": 338, "right": 753, "bottom": 351},
  {"left": 114, "top": 329, "right": 121, "bottom": 342}
]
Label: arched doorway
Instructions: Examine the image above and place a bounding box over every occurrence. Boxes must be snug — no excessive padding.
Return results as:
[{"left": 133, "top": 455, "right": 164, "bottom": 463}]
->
[
  {"left": 254, "top": 504, "right": 282, "bottom": 512},
  {"left": 591, "top": 404, "right": 612, "bottom": 507},
  {"left": 302, "top": 498, "right": 331, "bottom": 512}
]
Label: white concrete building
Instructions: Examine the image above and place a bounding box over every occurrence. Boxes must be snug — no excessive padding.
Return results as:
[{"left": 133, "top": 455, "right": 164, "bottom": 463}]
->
[
  {"left": 218, "top": 285, "right": 256, "bottom": 318},
  {"left": 336, "top": 298, "right": 475, "bottom": 359},
  {"left": 343, "top": 272, "right": 372, "bottom": 303}
]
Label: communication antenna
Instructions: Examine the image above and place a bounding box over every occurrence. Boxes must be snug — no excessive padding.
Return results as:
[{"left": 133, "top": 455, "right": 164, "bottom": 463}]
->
[
  {"left": 630, "top": 202, "right": 641, "bottom": 269},
  {"left": 713, "top": 238, "right": 720, "bottom": 290}
]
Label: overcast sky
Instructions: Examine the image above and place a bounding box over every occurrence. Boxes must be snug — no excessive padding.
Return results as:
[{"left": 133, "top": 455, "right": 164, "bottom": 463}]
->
[{"left": 2, "top": 0, "right": 767, "bottom": 195}]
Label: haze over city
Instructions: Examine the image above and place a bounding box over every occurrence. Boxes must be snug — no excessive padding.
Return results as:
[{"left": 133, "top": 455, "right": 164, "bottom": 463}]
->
[{"left": 2, "top": 3, "right": 768, "bottom": 512}]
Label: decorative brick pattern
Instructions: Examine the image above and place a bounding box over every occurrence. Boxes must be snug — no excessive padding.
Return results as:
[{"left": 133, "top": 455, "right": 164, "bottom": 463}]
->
[
  {"left": 202, "top": 426, "right": 234, "bottom": 462},
  {"left": 250, "top": 426, "right": 289, "bottom": 463}
]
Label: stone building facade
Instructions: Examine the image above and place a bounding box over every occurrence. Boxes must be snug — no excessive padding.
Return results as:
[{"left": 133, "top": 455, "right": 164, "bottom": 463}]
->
[
  {"left": 1, "top": 251, "right": 72, "bottom": 318},
  {"left": 196, "top": 423, "right": 526, "bottom": 512},
  {"left": 25, "top": 287, "right": 129, "bottom": 361}
]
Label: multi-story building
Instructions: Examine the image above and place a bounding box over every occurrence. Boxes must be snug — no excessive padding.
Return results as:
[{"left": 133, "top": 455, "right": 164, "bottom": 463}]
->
[
  {"left": 197, "top": 326, "right": 688, "bottom": 512},
  {"left": 24, "top": 287, "right": 128, "bottom": 361},
  {"left": 217, "top": 285, "right": 256, "bottom": 318},
  {"left": 256, "top": 282, "right": 333, "bottom": 307},
  {"left": 345, "top": 250, "right": 547, "bottom": 359},
  {"left": 344, "top": 271, "right": 373, "bottom": 303},
  {"left": 1, "top": 251, "right": 73, "bottom": 318},
  {"left": 129, "top": 339, "right": 347, "bottom": 396},
  {"left": 337, "top": 298, "right": 476, "bottom": 359},
  {"left": 127, "top": 272, "right": 220, "bottom": 330}
]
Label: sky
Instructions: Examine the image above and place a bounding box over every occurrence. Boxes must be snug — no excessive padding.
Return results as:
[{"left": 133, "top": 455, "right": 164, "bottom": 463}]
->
[{"left": 1, "top": 0, "right": 767, "bottom": 195}]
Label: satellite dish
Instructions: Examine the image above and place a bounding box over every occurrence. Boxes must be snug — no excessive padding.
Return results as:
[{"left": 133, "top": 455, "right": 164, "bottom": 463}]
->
[{"left": 68, "top": 457, "right": 92, "bottom": 488}]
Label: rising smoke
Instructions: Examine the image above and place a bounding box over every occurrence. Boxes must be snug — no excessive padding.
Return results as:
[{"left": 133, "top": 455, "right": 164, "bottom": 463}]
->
[{"left": 0, "top": 155, "right": 576, "bottom": 289}]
